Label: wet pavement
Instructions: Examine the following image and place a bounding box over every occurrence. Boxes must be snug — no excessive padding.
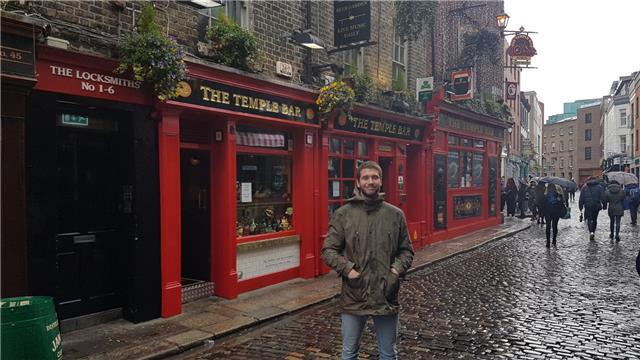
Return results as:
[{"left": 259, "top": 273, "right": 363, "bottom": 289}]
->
[{"left": 176, "top": 200, "right": 640, "bottom": 359}]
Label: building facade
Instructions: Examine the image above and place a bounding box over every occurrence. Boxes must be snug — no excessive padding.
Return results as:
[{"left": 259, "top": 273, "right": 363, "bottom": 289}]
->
[
  {"left": 1, "top": 0, "right": 508, "bottom": 327},
  {"left": 542, "top": 117, "right": 577, "bottom": 179},
  {"left": 602, "top": 74, "right": 635, "bottom": 172},
  {"left": 576, "top": 103, "right": 602, "bottom": 184},
  {"left": 523, "top": 91, "right": 543, "bottom": 176},
  {"left": 629, "top": 71, "right": 640, "bottom": 178}
]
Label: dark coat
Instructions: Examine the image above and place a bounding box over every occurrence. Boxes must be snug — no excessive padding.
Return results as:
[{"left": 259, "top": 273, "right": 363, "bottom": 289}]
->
[
  {"left": 624, "top": 183, "right": 640, "bottom": 209},
  {"left": 604, "top": 183, "right": 625, "bottom": 216},
  {"left": 322, "top": 189, "right": 414, "bottom": 316},
  {"left": 578, "top": 180, "right": 605, "bottom": 211}
]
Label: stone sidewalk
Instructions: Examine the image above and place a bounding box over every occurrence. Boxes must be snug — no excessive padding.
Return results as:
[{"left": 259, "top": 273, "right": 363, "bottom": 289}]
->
[{"left": 61, "top": 218, "right": 531, "bottom": 360}]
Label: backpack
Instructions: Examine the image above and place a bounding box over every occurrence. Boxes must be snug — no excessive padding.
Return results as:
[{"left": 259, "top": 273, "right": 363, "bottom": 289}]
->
[
  {"left": 630, "top": 187, "right": 640, "bottom": 202},
  {"left": 546, "top": 191, "right": 561, "bottom": 206}
]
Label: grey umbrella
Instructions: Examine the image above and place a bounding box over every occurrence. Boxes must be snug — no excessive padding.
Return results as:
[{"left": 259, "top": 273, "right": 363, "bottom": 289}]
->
[
  {"left": 538, "top": 176, "right": 577, "bottom": 191},
  {"left": 603, "top": 171, "right": 638, "bottom": 185}
]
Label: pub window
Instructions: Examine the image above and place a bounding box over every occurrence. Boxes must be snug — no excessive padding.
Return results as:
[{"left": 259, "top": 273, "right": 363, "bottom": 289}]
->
[
  {"left": 447, "top": 137, "right": 485, "bottom": 188},
  {"left": 197, "top": 1, "right": 249, "bottom": 42},
  {"left": 448, "top": 135, "right": 460, "bottom": 146},
  {"left": 341, "top": 48, "right": 363, "bottom": 74},
  {"left": 236, "top": 126, "right": 292, "bottom": 238},
  {"left": 328, "top": 137, "right": 370, "bottom": 218}
]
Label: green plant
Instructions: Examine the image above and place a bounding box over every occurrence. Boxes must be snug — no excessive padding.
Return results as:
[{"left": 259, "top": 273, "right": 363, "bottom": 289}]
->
[
  {"left": 460, "top": 29, "right": 501, "bottom": 65},
  {"left": 456, "top": 96, "right": 512, "bottom": 121},
  {"left": 206, "top": 15, "right": 259, "bottom": 72},
  {"left": 395, "top": 1, "right": 437, "bottom": 41},
  {"left": 392, "top": 70, "right": 407, "bottom": 91},
  {"left": 350, "top": 72, "right": 374, "bottom": 103},
  {"left": 116, "top": 4, "right": 186, "bottom": 100},
  {"left": 316, "top": 80, "right": 355, "bottom": 114}
]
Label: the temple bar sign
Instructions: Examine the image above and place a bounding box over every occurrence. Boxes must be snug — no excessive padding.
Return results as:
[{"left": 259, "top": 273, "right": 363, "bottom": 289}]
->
[
  {"left": 334, "top": 1, "right": 371, "bottom": 47},
  {"left": 334, "top": 112, "right": 424, "bottom": 141}
]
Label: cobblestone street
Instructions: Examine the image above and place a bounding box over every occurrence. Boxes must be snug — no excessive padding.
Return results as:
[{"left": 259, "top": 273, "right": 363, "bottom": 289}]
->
[{"left": 177, "top": 200, "right": 640, "bottom": 360}]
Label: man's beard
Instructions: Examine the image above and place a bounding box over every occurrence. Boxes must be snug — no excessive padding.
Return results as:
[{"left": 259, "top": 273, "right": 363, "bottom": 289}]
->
[{"left": 361, "top": 186, "right": 380, "bottom": 198}]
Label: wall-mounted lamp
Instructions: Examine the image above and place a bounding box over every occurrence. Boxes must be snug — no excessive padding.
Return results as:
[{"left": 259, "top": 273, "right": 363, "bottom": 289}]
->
[
  {"left": 187, "top": 0, "right": 224, "bottom": 9},
  {"left": 496, "top": 13, "right": 510, "bottom": 31},
  {"left": 288, "top": 29, "right": 325, "bottom": 50}
]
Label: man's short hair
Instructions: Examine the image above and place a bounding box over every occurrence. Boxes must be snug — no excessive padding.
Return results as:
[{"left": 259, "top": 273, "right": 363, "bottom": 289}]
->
[{"left": 357, "top": 161, "right": 382, "bottom": 179}]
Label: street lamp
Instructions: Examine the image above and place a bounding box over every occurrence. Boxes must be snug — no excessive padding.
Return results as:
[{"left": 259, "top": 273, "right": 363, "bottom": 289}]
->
[
  {"left": 496, "top": 13, "right": 509, "bottom": 32},
  {"left": 288, "top": 29, "right": 325, "bottom": 50}
]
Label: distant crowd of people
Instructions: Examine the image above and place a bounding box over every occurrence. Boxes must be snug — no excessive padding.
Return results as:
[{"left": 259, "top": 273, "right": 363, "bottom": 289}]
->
[{"left": 501, "top": 175, "right": 640, "bottom": 248}]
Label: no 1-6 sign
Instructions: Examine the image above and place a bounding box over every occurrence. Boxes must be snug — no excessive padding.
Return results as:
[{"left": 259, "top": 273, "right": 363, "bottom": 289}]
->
[{"left": 416, "top": 77, "right": 434, "bottom": 102}]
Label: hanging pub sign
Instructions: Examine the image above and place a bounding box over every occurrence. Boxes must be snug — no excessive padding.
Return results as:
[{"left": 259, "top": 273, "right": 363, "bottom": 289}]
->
[
  {"left": 334, "top": 1, "right": 371, "bottom": 47},
  {"left": 333, "top": 112, "right": 424, "bottom": 141},
  {"left": 507, "top": 33, "right": 537, "bottom": 66},
  {"left": 172, "top": 78, "right": 319, "bottom": 124},
  {"left": 450, "top": 69, "right": 473, "bottom": 101},
  {"left": 505, "top": 81, "right": 518, "bottom": 101}
]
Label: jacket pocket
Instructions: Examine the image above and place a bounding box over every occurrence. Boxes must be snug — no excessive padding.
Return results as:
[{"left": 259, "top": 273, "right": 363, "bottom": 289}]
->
[
  {"left": 383, "top": 271, "right": 400, "bottom": 304},
  {"left": 344, "top": 274, "right": 366, "bottom": 302}
]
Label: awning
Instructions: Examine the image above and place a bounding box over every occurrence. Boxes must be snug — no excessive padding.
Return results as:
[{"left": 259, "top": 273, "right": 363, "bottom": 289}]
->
[{"left": 236, "top": 131, "right": 285, "bottom": 148}]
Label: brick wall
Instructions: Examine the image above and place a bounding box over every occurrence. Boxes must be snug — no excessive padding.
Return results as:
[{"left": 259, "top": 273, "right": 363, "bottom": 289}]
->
[{"left": 12, "top": 0, "right": 503, "bottom": 97}]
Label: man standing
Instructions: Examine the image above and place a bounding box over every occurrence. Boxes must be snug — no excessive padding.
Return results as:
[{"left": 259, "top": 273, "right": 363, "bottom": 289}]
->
[
  {"left": 578, "top": 176, "right": 605, "bottom": 240},
  {"left": 322, "top": 161, "right": 414, "bottom": 360}
]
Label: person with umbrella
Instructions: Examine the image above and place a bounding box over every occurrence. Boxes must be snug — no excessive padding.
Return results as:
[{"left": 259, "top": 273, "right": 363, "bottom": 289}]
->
[
  {"left": 528, "top": 180, "right": 538, "bottom": 222},
  {"left": 603, "top": 180, "right": 625, "bottom": 241},
  {"left": 543, "top": 182, "right": 567, "bottom": 248},
  {"left": 534, "top": 181, "right": 547, "bottom": 225},
  {"left": 579, "top": 176, "right": 606, "bottom": 240},
  {"left": 623, "top": 181, "right": 640, "bottom": 226}
]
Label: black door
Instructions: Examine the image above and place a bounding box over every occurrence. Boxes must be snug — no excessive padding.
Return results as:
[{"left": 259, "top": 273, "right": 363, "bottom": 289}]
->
[
  {"left": 180, "top": 150, "right": 211, "bottom": 282},
  {"left": 54, "top": 121, "right": 128, "bottom": 319}
]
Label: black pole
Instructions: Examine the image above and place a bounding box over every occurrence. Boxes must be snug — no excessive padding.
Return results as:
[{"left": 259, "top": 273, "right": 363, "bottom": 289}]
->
[{"left": 304, "top": 1, "right": 312, "bottom": 83}]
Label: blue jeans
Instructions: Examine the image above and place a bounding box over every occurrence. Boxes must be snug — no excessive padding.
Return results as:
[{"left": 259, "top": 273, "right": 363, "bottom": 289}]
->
[{"left": 341, "top": 313, "right": 398, "bottom": 360}]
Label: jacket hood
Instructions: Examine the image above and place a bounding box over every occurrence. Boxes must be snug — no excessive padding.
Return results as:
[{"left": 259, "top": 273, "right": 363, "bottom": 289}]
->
[
  {"left": 607, "top": 183, "right": 622, "bottom": 193},
  {"left": 587, "top": 180, "right": 601, "bottom": 187},
  {"left": 347, "top": 187, "right": 385, "bottom": 211}
]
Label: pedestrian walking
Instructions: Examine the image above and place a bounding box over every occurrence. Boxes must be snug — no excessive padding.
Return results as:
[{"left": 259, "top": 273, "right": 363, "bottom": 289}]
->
[
  {"left": 322, "top": 160, "right": 414, "bottom": 360},
  {"left": 528, "top": 180, "right": 538, "bottom": 222},
  {"left": 534, "top": 181, "right": 547, "bottom": 225},
  {"left": 505, "top": 178, "right": 518, "bottom": 217},
  {"left": 569, "top": 178, "right": 577, "bottom": 202},
  {"left": 578, "top": 176, "right": 605, "bottom": 240},
  {"left": 543, "top": 183, "right": 567, "bottom": 248},
  {"left": 623, "top": 182, "right": 640, "bottom": 225},
  {"left": 517, "top": 181, "right": 528, "bottom": 218},
  {"left": 604, "top": 180, "right": 625, "bottom": 241}
]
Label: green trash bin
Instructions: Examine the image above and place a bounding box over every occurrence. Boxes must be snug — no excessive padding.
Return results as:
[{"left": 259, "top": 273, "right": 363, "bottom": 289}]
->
[{"left": 1, "top": 296, "right": 63, "bottom": 360}]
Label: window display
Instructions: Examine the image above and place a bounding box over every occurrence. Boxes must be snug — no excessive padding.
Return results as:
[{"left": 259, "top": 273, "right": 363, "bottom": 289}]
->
[
  {"left": 328, "top": 137, "right": 369, "bottom": 219},
  {"left": 236, "top": 154, "right": 292, "bottom": 237},
  {"left": 447, "top": 136, "right": 485, "bottom": 188}
]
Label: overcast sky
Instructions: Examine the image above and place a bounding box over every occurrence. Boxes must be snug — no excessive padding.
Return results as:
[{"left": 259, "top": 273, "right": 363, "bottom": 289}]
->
[{"left": 505, "top": 0, "right": 640, "bottom": 121}]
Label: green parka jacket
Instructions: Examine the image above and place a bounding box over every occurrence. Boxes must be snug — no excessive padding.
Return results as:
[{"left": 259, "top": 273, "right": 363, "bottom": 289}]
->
[{"left": 321, "top": 189, "right": 414, "bottom": 316}]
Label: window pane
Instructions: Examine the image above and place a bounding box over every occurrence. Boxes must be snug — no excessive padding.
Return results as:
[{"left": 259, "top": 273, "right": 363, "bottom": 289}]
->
[
  {"left": 329, "top": 137, "right": 341, "bottom": 153},
  {"left": 342, "top": 181, "right": 354, "bottom": 199},
  {"left": 329, "top": 180, "right": 341, "bottom": 199},
  {"left": 448, "top": 151, "right": 460, "bottom": 188},
  {"left": 448, "top": 135, "right": 459, "bottom": 145},
  {"left": 473, "top": 153, "right": 484, "bottom": 187},
  {"left": 344, "top": 140, "right": 354, "bottom": 155},
  {"left": 328, "top": 202, "right": 341, "bottom": 220},
  {"left": 462, "top": 138, "right": 473, "bottom": 147},
  {"left": 236, "top": 154, "right": 292, "bottom": 237},
  {"left": 474, "top": 140, "right": 485, "bottom": 149},
  {"left": 342, "top": 158, "right": 355, "bottom": 178},
  {"left": 461, "top": 152, "right": 473, "bottom": 187},
  {"left": 328, "top": 157, "right": 340, "bottom": 178},
  {"left": 358, "top": 141, "right": 368, "bottom": 157}
]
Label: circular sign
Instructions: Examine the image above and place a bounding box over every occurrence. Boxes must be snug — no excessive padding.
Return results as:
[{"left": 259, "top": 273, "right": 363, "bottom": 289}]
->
[
  {"left": 175, "top": 81, "right": 192, "bottom": 98},
  {"left": 507, "top": 83, "right": 517, "bottom": 97}
]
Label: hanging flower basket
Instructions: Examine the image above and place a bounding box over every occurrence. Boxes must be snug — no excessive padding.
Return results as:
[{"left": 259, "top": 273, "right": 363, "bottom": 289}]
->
[
  {"left": 316, "top": 80, "right": 355, "bottom": 114},
  {"left": 116, "top": 4, "right": 186, "bottom": 100}
]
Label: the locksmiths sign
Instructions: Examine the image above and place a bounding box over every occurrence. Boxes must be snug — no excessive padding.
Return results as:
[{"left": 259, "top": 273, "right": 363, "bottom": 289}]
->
[
  {"left": 173, "top": 79, "right": 318, "bottom": 124},
  {"left": 334, "top": 112, "right": 423, "bottom": 141},
  {"left": 334, "top": 1, "right": 371, "bottom": 47}
]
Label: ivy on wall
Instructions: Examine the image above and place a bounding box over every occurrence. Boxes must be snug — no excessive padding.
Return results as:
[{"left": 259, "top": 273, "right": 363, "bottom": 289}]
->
[{"left": 395, "top": 0, "right": 437, "bottom": 42}]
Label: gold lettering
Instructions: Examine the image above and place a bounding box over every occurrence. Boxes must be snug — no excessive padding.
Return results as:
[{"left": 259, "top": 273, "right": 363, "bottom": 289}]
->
[
  {"left": 241, "top": 96, "right": 249, "bottom": 108},
  {"left": 259, "top": 99, "right": 267, "bottom": 111},
  {"left": 201, "top": 86, "right": 212, "bottom": 101},
  {"left": 281, "top": 104, "right": 289, "bottom": 115},
  {"left": 249, "top": 97, "right": 259, "bottom": 109},
  {"left": 233, "top": 94, "right": 242, "bottom": 106},
  {"left": 222, "top": 92, "right": 230, "bottom": 104}
]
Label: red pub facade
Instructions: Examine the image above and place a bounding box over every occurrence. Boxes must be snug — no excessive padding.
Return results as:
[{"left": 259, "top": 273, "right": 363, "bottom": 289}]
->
[{"left": 3, "top": 44, "right": 509, "bottom": 324}]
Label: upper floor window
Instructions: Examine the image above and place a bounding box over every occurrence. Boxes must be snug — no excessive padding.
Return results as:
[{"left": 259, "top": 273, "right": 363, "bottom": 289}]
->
[
  {"left": 620, "top": 135, "right": 627, "bottom": 153},
  {"left": 560, "top": 127, "right": 564, "bottom": 135},
  {"left": 551, "top": 130, "right": 556, "bottom": 137},
  {"left": 585, "top": 146, "right": 592, "bottom": 160},
  {"left": 569, "top": 126, "right": 574, "bottom": 134},
  {"left": 585, "top": 113, "right": 592, "bottom": 123},
  {"left": 560, "top": 141, "right": 564, "bottom": 151},
  {"left": 620, "top": 109, "right": 627, "bottom": 126},
  {"left": 341, "top": 48, "right": 363, "bottom": 75},
  {"left": 585, "top": 129, "right": 592, "bottom": 141},
  {"left": 568, "top": 139, "right": 574, "bottom": 150},
  {"left": 197, "top": 1, "right": 249, "bottom": 41},
  {"left": 392, "top": 27, "right": 407, "bottom": 90},
  {"left": 551, "top": 142, "right": 556, "bottom": 152}
]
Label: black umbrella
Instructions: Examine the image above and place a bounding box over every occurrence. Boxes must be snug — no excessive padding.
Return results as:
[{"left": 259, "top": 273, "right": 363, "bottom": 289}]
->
[{"left": 538, "top": 176, "right": 577, "bottom": 191}]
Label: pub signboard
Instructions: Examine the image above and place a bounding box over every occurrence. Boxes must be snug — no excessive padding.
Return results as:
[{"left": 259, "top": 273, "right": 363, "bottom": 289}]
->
[
  {"left": 333, "top": 112, "right": 424, "bottom": 141},
  {"left": 334, "top": 1, "right": 371, "bottom": 47}
]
